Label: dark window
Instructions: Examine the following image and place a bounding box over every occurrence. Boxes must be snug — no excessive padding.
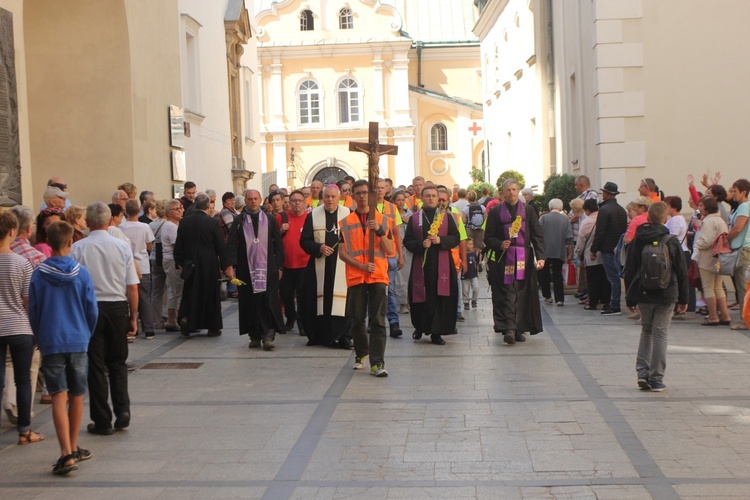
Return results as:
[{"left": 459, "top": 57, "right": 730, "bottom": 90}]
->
[{"left": 300, "top": 10, "right": 314, "bottom": 31}]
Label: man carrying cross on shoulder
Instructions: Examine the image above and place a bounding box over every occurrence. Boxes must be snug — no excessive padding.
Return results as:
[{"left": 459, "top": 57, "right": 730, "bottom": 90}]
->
[{"left": 339, "top": 180, "right": 395, "bottom": 377}]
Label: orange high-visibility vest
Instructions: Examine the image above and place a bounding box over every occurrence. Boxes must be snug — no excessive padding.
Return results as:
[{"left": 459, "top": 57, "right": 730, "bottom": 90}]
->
[
  {"left": 306, "top": 198, "right": 320, "bottom": 209},
  {"left": 340, "top": 210, "right": 393, "bottom": 286},
  {"left": 377, "top": 200, "right": 402, "bottom": 252},
  {"left": 447, "top": 207, "right": 462, "bottom": 269},
  {"left": 405, "top": 195, "right": 422, "bottom": 212},
  {"left": 339, "top": 196, "right": 355, "bottom": 210}
]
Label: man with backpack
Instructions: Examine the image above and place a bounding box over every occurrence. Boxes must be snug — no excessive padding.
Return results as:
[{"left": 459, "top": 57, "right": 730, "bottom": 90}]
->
[
  {"left": 624, "top": 202, "right": 688, "bottom": 392},
  {"left": 463, "top": 191, "right": 486, "bottom": 254}
]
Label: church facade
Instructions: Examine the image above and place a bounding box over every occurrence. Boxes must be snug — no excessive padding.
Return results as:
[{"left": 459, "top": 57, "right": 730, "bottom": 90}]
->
[
  {"left": 254, "top": 0, "right": 483, "bottom": 190},
  {"left": 0, "top": 0, "right": 260, "bottom": 209},
  {"left": 475, "top": 0, "right": 750, "bottom": 200}
]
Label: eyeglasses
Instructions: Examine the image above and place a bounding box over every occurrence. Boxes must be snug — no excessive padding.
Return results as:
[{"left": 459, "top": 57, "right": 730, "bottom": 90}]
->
[{"left": 353, "top": 191, "right": 369, "bottom": 197}]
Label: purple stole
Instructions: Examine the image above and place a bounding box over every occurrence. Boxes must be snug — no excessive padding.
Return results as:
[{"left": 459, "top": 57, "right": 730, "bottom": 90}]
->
[
  {"left": 500, "top": 201, "right": 527, "bottom": 285},
  {"left": 243, "top": 210, "right": 269, "bottom": 293},
  {"left": 410, "top": 209, "right": 451, "bottom": 303}
]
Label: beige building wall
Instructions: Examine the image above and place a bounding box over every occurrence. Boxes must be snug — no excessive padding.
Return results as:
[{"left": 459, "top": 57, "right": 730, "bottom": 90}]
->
[
  {"left": 552, "top": 0, "right": 750, "bottom": 204},
  {"left": 24, "top": 0, "right": 138, "bottom": 208}
]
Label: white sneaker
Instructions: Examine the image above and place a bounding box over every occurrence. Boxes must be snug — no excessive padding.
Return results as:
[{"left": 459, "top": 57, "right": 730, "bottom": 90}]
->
[
  {"left": 353, "top": 355, "right": 368, "bottom": 370},
  {"left": 371, "top": 364, "right": 388, "bottom": 377}
]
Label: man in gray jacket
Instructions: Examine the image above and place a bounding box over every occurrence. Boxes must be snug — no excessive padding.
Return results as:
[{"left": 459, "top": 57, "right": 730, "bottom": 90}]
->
[{"left": 539, "top": 199, "right": 573, "bottom": 305}]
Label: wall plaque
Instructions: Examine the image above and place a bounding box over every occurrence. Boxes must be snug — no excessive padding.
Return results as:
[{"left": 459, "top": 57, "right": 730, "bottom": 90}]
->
[{"left": 0, "top": 8, "right": 20, "bottom": 207}]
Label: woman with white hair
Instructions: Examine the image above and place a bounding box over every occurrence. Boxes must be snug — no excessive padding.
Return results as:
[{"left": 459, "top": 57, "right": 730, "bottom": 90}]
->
[{"left": 539, "top": 198, "right": 574, "bottom": 306}]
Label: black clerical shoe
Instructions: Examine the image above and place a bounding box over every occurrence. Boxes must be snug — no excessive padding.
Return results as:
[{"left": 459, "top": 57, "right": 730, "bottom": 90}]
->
[
  {"left": 207, "top": 330, "right": 222, "bottom": 337},
  {"left": 114, "top": 412, "right": 130, "bottom": 430},
  {"left": 412, "top": 330, "right": 423, "bottom": 340},
  {"left": 179, "top": 317, "right": 190, "bottom": 337},
  {"left": 339, "top": 336, "right": 354, "bottom": 350},
  {"left": 503, "top": 331, "right": 516, "bottom": 345},
  {"left": 431, "top": 335, "right": 446, "bottom": 345},
  {"left": 514, "top": 332, "right": 526, "bottom": 342},
  {"left": 87, "top": 423, "right": 113, "bottom": 436},
  {"left": 389, "top": 322, "right": 403, "bottom": 338}
]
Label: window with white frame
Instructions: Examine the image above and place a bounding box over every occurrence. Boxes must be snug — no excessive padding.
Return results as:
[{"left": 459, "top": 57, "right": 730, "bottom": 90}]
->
[
  {"left": 182, "top": 15, "right": 202, "bottom": 113},
  {"left": 337, "top": 78, "right": 359, "bottom": 124},
  {"left": 430, "top": 123, "right": 448, "bottom": 151},
  {"left": 300, "top": 9, "right": 314, "bottom": 31},
  {"left": 299, "top": 80, "right": 320, "bottom": 124},
  {"left": 339, "top": 8, "right": 354, "bottom": 29}
]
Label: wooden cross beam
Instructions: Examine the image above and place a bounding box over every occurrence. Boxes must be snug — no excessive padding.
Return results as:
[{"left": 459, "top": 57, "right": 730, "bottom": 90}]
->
[{"left": 349, "top": 122, "right": 398, "bottom": 263}]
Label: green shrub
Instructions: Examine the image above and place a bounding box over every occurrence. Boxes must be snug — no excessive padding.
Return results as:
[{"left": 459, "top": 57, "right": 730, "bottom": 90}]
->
[
  {"left": 542, "top": 174, "right": 577, "bottom": 211},
  {"left": 496, "top": 170, "right": 526, "bottom": 190}
]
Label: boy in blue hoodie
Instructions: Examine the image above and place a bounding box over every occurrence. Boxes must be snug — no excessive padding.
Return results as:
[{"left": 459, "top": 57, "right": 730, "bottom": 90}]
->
[{"left": 29, "top": 221, "right": 98, "bottom": 475}]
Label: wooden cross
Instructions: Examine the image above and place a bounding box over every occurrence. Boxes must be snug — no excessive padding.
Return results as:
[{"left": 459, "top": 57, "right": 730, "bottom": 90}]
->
[{"left": 349, "top": 122, "right": 398, "bottom": 263}]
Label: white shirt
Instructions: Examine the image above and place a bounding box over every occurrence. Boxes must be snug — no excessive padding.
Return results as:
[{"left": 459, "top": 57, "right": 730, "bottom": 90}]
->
[
  {"left": 160, "top": 221, "right": 179, "bottom": 261},
  {"left": 451, "top": 199, "right": 469, "bottom": 215},
  {"left": 71, "top": 230, "right": 139, "bottom": 302},
  {"left": 108, "top": 226, "right": 131, "bottom": 245},
  {"left": 119, "top": 220, "right": 155, "bottom": 275},
  {"left": 666, "top": 214, "right": 689, "bottom": 252}
]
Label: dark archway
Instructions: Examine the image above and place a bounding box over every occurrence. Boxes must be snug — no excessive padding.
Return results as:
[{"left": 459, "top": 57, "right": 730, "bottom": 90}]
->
[{"left": 313, "top": 166, "right": 348, "bottom": 185}]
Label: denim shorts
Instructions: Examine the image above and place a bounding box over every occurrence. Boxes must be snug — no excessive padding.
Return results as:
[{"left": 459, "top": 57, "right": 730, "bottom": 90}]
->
[{"left": 41, "top": 353, "right": 88, "bottom": 396}]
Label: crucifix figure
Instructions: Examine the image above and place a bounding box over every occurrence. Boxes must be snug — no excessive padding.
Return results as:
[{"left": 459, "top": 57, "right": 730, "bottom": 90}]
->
[{"left": 349, "top": 121, "right": 398, "bottom": 262}]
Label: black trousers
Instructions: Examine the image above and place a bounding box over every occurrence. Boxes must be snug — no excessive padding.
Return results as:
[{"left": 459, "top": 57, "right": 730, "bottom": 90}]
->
[
  {"left": 585, "top": 264, "right": 611, "bottom": 307},
  {"left": 88, "top": 301, "right": 131, "bottom": 429},
  {"left": 539, "top": 258, "right": 565, "bottom": 303},
  {"left": 280, "top": 267, "right": 306, "bottom": 327}
]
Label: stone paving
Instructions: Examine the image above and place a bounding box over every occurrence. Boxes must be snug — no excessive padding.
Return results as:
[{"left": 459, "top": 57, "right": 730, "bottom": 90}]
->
[{"left": 2, "top": 288, "right": 750, "bottom": 499}]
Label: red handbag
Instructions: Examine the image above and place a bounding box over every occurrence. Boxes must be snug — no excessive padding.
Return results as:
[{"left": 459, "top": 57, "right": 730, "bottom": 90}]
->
[
  {"left": 688, "top": 260, "right": 702, "bottom": 289},
  {"left": 566, "top": 261, "right": 577, "bottom": 286}
]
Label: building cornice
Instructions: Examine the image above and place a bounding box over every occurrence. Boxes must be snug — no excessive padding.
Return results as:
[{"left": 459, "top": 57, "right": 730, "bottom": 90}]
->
[
  {"left": 259, "top": 39, "right": 413, "bottom": 59},
  {"left": 473, "top": 0, "right": 510, "bottom": 40},
  {"left": 409, "top": 44, "right": 480, "bottom": 62}
]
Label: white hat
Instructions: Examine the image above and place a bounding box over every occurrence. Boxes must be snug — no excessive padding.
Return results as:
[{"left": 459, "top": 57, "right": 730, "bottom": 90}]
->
[{"left": 43, "top": 186, "right": 68, "bottom": 201}]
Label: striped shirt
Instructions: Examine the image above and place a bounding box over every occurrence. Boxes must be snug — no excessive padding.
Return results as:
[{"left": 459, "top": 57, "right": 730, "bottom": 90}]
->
[
  {"left": 0, "top": 253, "right": 34, "bottom": 337},
  {"left": 11, "top": 237, "right": 45, "bottom": 268}
]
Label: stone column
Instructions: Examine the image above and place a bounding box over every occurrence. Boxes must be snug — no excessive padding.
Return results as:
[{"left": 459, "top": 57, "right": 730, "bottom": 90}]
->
[
  {"left": 372, "top": 54, "right": 385, "bottom": 121},
  {"left": 390, "top": 52, "right": 411, "bottom": 125}
]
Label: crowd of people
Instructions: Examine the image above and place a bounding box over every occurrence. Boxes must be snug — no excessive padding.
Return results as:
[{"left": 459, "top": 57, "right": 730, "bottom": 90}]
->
[{"left": 1, "top": 170, "right": 748, "bottom": 475}]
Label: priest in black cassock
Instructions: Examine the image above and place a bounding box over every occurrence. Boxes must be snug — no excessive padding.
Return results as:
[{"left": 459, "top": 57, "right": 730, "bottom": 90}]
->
[
  {"left": 403, "top": 185, "right": 460, "bottom": 345},
  {"left": 484, "top": 179, "right": 546, "bottom": 345},
  {"left": 299, "top": 185, "right": 353, "bottom": 348},
  {"left": 174, "top": 193, "right": 230, "bottom": 337},
  {"left": 227, "top": 189, "right": 285, "bottom": 351}
]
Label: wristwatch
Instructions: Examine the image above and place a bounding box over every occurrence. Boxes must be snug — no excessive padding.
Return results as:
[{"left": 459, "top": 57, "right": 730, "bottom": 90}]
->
[{"left": 375, "top": 228, "right": 385, "bottom": 237}]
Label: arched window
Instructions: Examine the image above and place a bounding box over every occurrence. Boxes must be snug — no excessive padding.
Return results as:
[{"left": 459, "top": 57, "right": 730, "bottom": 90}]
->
[
  {"left": 339, "top": 8, "right": 354, "bottom": 29},
  {"left": 299, "top": 80, "right": 320, "bottom": 124},
  {"left": 337, "top": 78, "right": 359, "bottom": 124},
  {"left": 430, "top": 123, "right": 448, "bottom": 151},
  {"left": 300, "top": 9, "right": 314, "bottom": 31}
]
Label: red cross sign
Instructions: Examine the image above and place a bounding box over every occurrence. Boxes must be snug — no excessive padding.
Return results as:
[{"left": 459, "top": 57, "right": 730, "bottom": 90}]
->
[{"left": 468, "top": 122, "right": 482, "bottom": 136}]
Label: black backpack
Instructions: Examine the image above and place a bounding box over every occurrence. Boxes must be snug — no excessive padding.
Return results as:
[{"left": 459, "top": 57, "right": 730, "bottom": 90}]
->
[
  {"left": 640, "top": 234, "right": 673, "bottom": 290},
  {"left": 467, "top": 204, "right": 484, "bottom": 230}
]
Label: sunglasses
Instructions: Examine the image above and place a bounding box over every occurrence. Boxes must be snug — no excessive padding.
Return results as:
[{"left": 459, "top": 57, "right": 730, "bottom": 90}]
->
[{"left": 41, "top": 207, "right": 63, "bottom": 216}]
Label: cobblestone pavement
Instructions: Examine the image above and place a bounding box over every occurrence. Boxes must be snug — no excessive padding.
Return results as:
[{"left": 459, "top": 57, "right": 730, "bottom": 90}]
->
[{"left": 2, "top": 287, "right": 750, "bottom": 499}]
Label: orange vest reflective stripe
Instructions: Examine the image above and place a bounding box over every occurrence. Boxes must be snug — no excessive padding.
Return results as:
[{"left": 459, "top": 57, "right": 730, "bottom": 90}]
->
[{"left": 340, "top": 210, "right": 391, "bottom": 286}]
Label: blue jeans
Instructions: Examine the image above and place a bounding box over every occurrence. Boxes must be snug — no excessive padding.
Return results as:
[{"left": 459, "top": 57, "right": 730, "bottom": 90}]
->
[
  {"left": 0, "top": 335, "right": 35, "bottom": 431},
  {"left": 601, "top": 251, "right": 622, "bottom": 309},
  {"left": 387, "top": 257, "right": 398, "bottom": 325}
]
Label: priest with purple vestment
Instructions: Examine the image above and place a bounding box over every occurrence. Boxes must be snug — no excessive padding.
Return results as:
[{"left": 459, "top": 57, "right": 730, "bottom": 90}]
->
[
  {"left": 227, "top": 189, "right": 285, "bottom": 350},
  {"left": 485, "top": 179, "right": 546, "bottom": 345},
  {"left": 403, "top": 186, "right": 461, "bottom": 345}
]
